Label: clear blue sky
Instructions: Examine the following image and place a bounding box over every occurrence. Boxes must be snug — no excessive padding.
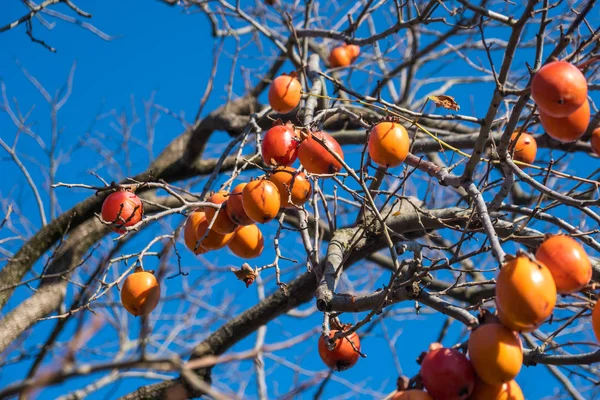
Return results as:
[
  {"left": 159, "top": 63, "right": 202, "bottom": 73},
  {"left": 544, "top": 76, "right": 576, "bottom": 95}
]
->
[{"left": 1, "top": 1, "right": 598, "bottom": 399}]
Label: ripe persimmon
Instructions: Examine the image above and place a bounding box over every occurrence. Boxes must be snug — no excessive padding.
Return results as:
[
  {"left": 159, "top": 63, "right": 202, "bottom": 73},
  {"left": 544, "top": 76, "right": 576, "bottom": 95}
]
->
[
  {"left": 470, "top": 379, "right": 524, "bottom": 400},
  {"left": 329, "top": 46, "right": 352, "bottom": 68},
  {"left": 539, "top": 99, "right": 590, "bottom": 143},
  {"left": 368, "top": 122, "right": 410, "bottom": 167},
  {"left": 591, "top": 127, "right": 600, "bottom": 156},
  {"left": 468, "top": 323, "right": 523, "bottom": 385},
  {"left": 268, "top": 74, "right": 302, "bottom": 114},
  {"left": 391, "top": 390, "right": 433, "bottom": 400},
  {"left": 420, "top": 344, "right": 475, "bottom": 400},
  {"left": 592, "top": 301, "right": 600, "bottom": 343},
  {"left": 204, "top": 191, "right": 238, "bottom": 234},
  {"left": 226, "top": 183, "right": 255, "bottom": 226},
  {"left": 120, "top": 268, "right": 160, "bottom": 317},
  {"left": 101, "top": 190, "right": 143, "bottom": 233},
  {"left": 510, "top": 132, "right": 537, "bottom": 165},
  {"left": 535, "top": 234, "right": 592, "bottom": 294},
  {"left": 262, "top": 123, "right": 299, "bottom": 167},
  {"left": 318, "top": 330, "right": 361, "bottom": 371},
  {"left": 345, "top": 44, "right": 360, "bottom": 61},
  {"left": 228, "top": 224, "right": 264, "bottom": 259},
  {"left": 269, "top": 167, "right": 312, "bottom": 208},
  {"left": 531, "top": 61, "right": 588, "bottom": 118},
  {"left": 186, "top": 211, "right": 234, "bottom": 251},
  {"left": 298, "top": 131, "right": 344, "bottom": 174},
  {"left": 184, "top": 211, "right": 209, "bottom": 255},
  {"left": 242, "top": 179, "right": 281, "bottom": 223},
  {"left": 495, "top": 254, "right": 557, "bottom": 332}
]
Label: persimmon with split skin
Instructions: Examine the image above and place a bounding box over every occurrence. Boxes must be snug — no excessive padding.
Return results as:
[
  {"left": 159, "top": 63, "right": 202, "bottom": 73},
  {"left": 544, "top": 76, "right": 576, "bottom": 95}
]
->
[
  {"left": 531, "top": 61, "right": 588, "bottom": 118},
  {"left": 535, "top": 234, "right": 592, "bottom": 294},
  {"left": 391, "top": 390, "right": 433, "bottom": 400},
  {"left": 269, "top": 167, "right": 312, "bottom": 208},
  {"left": 510, "top": 132, "right": 537, "bottom": 165},
  {"left": 420, "top": 343, "right": 475, "bottom": 400},
  {"left": 228, "top": 224, "right": 264, "bottom": 259},
  {"left": 539, "top": 99, "right": 590, "bottom": 143},
  {"left": 495, "top": 254, "right": 556, "bottom": 332},
  {"left": 242, "top": 179, "right": 281, "bottom": 223},
  {"left": 298, "top": 131, "right": 344, "bottom": 175},
  {"left": 468, "top": 323, "right": 523, "bottom": 384},
  {"left": 368, "top": 121, "right": 410, "bottom": 167},
  {"left": 268, "top": 73, "right": 302, "bottom": 114},
  {"left": 120, "top": 268, "right": 160, "bottom": 317},
  {"left": 262, "top": 123, "right": 299, "bottom": 166},
  {"left": 318, "top": 330, "right": 361, "bottom": 371},
  {"left": 591, "top": 127, "right": 600, "bottom": 156},
  {"left": 226, "top": 183, "right": 255, "bottom": 226},
  {"left": 470, "top": 379, "right": 524, "bottom": 400},
  {"left": 329, "top": 46, "right": 352, "bottom": 68},
  {"left": 101, "top": 190, "right": 143, "bottom": 233},
  {"left": 204, "top": 191, "right": 238, "bottom": 234}
]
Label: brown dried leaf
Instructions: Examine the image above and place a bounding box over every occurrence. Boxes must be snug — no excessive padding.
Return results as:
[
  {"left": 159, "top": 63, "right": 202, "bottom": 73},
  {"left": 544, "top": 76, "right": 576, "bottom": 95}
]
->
[
  {"left": 231, "top": 263, "right": 258, "bottom": 288},
  {"left": 429, "top": 95, "right": 460, "bottom": 111}
]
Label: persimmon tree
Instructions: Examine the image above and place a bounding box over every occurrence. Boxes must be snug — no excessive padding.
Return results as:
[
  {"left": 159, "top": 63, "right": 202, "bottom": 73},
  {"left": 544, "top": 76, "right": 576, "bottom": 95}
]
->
[{"left": 1, "top": 0, "right": 600, "bottom": 399}]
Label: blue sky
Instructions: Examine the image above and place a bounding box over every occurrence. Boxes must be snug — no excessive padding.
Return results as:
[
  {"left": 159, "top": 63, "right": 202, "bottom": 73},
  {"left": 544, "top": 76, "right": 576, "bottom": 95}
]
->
[{"left": 1, "top": 1, "right": 599, "bottom": 399}]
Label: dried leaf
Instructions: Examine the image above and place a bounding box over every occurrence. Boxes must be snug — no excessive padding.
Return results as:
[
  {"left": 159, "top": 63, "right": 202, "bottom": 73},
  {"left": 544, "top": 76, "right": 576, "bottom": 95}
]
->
[
  {"left": 231, "top": 263, "right": 258, "bottom": 288},
  {"left": 429, "top": 95, "right": 460, "bottom": 111}
]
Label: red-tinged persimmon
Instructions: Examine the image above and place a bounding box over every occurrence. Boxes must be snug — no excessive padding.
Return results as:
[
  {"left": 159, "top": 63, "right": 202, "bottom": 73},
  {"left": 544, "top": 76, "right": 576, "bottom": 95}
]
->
[
  {"left": 531, "top": 61, "right": 588, "bottom": 118},
  {"left": 470, "top": 379, "right": 524, "bottom": 400},
  {"left": 345, "top": 44, "right": 360, "bottom": 60},
  {"left": 510, "top": 132, "right": 537, "bottom": 165},
  {"left": 420, "top": 345, "right": 475, "bottom": 400},
  {"left": 228, "top": 224, "right": 264, "bottom": 259},
  {"left": 101, "top": 190, "right": 143, "bottom": 233},
  {"left": 495, "top": 255, "right": 557, "bottom": 332},
  {"left": 269, "top": 167, "right": 312, "bottom": 208},
  {"left": 268, "top": 74, "right": 302, "bottom": 114},
  {"left": 592, "top": 128, "right": 600, "bottom": 156},
  {"left": 539, "top": 99, "right": 590, "bottom": 143},
  {"left": 391, "top": 390, "right": 433, "bottom": 400},
  {"left": 242, "top": 179, "right": 281, "bottom": 223},
  {"left": 368, "top": 122, "right": 410, "bottom": 167},
  {"left": 468, "top": 323, "right": 523, "bottom": 385},
  {"left": 262, "top": 123, "right": 299, "bottom": 166},
  {"left": 120, "top": 268, "right": 160, "bottom": 317},
  {"left": 298, "top": 131, "right": 344, "bottom": 175},
  {"left": 535, "top": 234, "right": 592, "bottom": 294},
  {"left": 329, "top": 46, "right": 352, "bottom": 68},
  {"left": 227, "top": 183, "right": 255, "bottom": 226},
  {"left": 592, "top": 301, "right": 600, "bottom": 343},
  {"left": 318, "top": 330, "right": 361, "bottom": 371},
  {"left": 184, "top": 211, "right": 209, "bottom": 255},
  {"left": 204, "top": 191, "right": 238, "bottom": 234}
]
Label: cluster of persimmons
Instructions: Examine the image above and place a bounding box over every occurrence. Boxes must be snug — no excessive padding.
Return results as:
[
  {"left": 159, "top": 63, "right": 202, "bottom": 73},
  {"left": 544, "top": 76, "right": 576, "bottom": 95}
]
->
[{"left": 94, "top": 47, "right": 599, "bottom": 399}]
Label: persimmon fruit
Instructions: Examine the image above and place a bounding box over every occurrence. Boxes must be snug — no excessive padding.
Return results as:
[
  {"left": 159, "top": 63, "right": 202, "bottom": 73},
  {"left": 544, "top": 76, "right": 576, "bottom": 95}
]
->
[
  {"left": 510, "top": 132, "right": 537, "bottom": 165},
  {"left": 531, "top": 61, "right": 588, "bottom": 118},
  {"left": 368, "top": 122, "right": 410, "bottom": 167},
  {"left": 120, "top": 269, "right": 160, "bottom": 317},
  {"left": 592, "top": 300, "right": 600, "bottom": 343},
  {"left": 262, "top": 123, "right": 299, "bottom": 166},
  {"left": 269, "top": 167, "right": 312, "bottom": 208},
  {"left": 391, "top": 390, "right": 433, "bottom": 400},
  {"left": 345, "top": 44, "right": 360, "bottom": 60},
  {"left": 228, "top": 224, "right": 264, "bottom": 259},
  {"left": 268, "top": 74, "right": 302, "bottom": 114},
  {"left": 242, "top": 179, "right": 281, "bottom": 223},
  {"left": 298, "top": 131, "right": 344, "bottom": 175},
  {"left": 535, "top": 234, "right": 592, "bottom": 294},
  {"left": 184, "top": 211, "right": 209, "bottom": 255},
  {"left": 204, "top": 191, "right": 238, "bottom": 234},
  {"left": 101, "top": 190, "right": 143, "bottom": 233},
  {"left": 468, "top": 323, "right": 523, "bottom": 384},
  {"left": 470, "top": 379, "right": 524, "bottom": 400},
  {"left": 318, "top": 330, "right": 361, "bottom": 371},
  {"left": 539, "top": 99, "right": 590, "bottom": 143},
  {"left": 420, "top": 344, "right": 475, "bottom": 400},
  {"left": 329, "top": 46, "right": 352, "bottom": 68},
  {"left": 591, "top": 127, "right": 600, "bottom": 156},
  {"left": 226, "top": 183, "right": 255, "bottom": 226},
  {"left": 495, "top": 254, "right": 557, "bottom": 332},
  {"left": 185, "top": 211, "right": 234, "bottom": 251}
]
